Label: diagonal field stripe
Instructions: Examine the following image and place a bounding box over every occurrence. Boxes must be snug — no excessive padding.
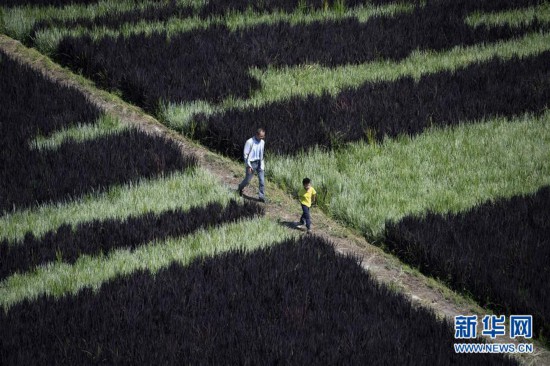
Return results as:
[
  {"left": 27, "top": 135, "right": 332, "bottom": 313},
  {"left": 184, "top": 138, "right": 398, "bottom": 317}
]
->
[{"left": 0, "top": 217, "right": 294, "bottom": 310}]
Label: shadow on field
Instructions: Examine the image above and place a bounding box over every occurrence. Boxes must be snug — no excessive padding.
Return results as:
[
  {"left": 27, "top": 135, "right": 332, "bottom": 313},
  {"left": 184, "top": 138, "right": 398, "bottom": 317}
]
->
[
  {"left": 279, "top": 220, "right": 305, "bottom": 232},
  {"left": 240, "top": 193, "right": 264, "bottom": 203}
]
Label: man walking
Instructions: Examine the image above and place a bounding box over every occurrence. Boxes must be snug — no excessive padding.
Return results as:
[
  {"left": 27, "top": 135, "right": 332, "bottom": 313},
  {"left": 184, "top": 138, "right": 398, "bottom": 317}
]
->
[{"left": 237, "top": 128, "right": 266, "bottom": 202}]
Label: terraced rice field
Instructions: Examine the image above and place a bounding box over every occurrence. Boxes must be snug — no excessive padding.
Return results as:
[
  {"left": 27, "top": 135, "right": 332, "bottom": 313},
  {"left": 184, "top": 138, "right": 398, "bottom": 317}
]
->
[{"left": 1, "top": 0, "right": 549, "bottom": 364}]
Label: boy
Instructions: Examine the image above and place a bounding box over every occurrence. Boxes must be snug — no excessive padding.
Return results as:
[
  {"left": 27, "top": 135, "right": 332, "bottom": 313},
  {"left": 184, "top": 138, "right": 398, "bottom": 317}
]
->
[{"left": 298, "top": 178, "right": 317, "bottom": 233}]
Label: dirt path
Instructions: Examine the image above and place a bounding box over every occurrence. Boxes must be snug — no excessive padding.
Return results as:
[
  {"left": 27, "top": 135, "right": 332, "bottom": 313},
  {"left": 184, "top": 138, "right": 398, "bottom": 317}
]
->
[{"left": 1, "top": 34, "right": 548, "bottom": 365}]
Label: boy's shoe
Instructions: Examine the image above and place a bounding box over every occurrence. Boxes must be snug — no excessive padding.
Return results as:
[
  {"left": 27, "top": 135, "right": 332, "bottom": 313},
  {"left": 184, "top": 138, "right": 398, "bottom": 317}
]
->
[
  {"left": 258, "top": 197, "right": 266, "bottom": 203},
  {"left": 296, "top": 218, "right": 305, "bottom": 228},
  {"left": 306, "top": 228, "right": 312, "bottom": 234},
  {"left": 237, "top": 188, "right": 243, "bottom": 197}
]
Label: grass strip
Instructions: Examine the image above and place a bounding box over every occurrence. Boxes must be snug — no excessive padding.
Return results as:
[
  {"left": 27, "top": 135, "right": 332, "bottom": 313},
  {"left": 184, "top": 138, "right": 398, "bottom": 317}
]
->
[
  {"left": 30, "top": 3, "right": 414, "bottom": 56},
  {"left": 29, "top": 114, "right": 127, "bottom": 151},
  {"left": 466, "top": 2, "right": 550, "bottom": 29},
  {"left": 0, "top": 217, "right": 294, "bottom": 310},
  {"left": 0, "top": 0, "right": 204, "bottom": 41},
  {"left": 267, "top": 111, "right": 550, "bottom": 240},
  {"left": 0, "top": 169, "right": 230, "bottom": 242},
  {"left": 0, "top": 200, "right": 262, "bottom": 281},
  {"left": 162, "top": 31, "right": 550, "bottom": 131}
]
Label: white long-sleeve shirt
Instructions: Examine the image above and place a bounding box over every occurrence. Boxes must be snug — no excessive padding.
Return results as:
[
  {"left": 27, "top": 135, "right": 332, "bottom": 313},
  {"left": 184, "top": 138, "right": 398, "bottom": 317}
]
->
[{"left": 243, "top": 137, "right": 265, "bottom": 170}]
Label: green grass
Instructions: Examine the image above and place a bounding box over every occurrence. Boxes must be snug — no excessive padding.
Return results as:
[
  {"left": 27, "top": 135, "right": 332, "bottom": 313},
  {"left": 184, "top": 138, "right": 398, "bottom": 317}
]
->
[
  {"left": 0, "top": 217, "right": 295, "bottom": 311},
  {"left": 1, "top": 0, "right": 413, "bottom": 54},
  {"left": 267, "top": 110, "right": 550, "bottom": 240},
  {"left": 29, "top": 2, "right": 413, "bottom": 56},
  {"left": 161, "top": 31, "right": 550, "bottom": 133},
  {"left": 466, "top": 2, "right": 550, "bottom": 29},
  {"left": 1, "top": 0, "right": 166, "bottom": 41},
  {"left": 19, "top": 0, "right": 550, "bottom": 54},
  {"left": 247, "top": 32, "right": 550, "bottom": 102},
  {"left": 30, "top": 114, "right": 128, "bottom": 151},
  {"left": 0, "top": 0, "right": 205, "bottom": 41},
  {"left": 0, "top": 169, "right": 233, "bottom": 243}
]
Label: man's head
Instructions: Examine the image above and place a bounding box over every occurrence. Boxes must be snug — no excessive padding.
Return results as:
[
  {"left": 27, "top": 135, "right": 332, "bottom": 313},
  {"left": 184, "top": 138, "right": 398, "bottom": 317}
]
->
[
  {"left": 256, "top": 128, "right": 265, "bottom": 140},
  {"left": 302, "top": 177, "right": 311, "bottom": 189}
]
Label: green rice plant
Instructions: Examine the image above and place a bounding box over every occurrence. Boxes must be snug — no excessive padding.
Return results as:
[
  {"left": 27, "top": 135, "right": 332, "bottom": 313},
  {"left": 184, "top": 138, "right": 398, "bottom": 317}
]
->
[
  {"left": 267, "top": 111, "right": 550, "bottom": 240},
  {"left": 1, "top": 7, "right": 33, "bottom": 41},
  {"left": 0, "top": 217, "right": 295, "bottom": 310},
  {"left": 32, "top": 26, "right": 72, "bottom": 55},
  {"left": 161, "top": 31, "right": 550, "bottom": 133},
  {"left": 249, "top": 32, "right": 550, "bottom": 102},
  {"left": 296, "top": 0, "right": 308, "bottom": 14},
  {"left": 32, "top": 16, "right": 202, "bottom": 54},
  {"left": 323, "top": 0, "right": 330, "bottom": 12},
  {"left": 334, "top": 0, "right": 346, "bottom": 16},
  {"left": 466, "top": 2, "right": 550, "bottom": 29},
  {"left": 1, "top": 0, "right": 171, "bottom": 41},
  {"left": 0, "top": 169, "right": 232, "bottom": 242},
  {"left": 209, "top": 3, "right": 414, "bottom": 29},
  {"left": 158, "top": 99, "right": 223, "bottom": 136},
  {"left": 30, "top": 114, "right": 128, "bottom": 151},
  {"left": 29, "top": 3, "right": 413, "bottom": 55}
]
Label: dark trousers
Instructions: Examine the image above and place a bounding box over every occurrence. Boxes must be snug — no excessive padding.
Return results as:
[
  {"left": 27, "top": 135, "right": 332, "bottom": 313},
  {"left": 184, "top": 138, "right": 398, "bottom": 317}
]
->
[{"left": 300, "top": 204, "right": 311, "bottom": 230}]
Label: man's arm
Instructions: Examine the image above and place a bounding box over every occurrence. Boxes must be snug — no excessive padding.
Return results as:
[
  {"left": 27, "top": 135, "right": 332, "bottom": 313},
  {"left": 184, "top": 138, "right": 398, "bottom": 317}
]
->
[
  {"left": 243, "top": 139, "right": 253, "bottom": 169},
  {"left": 260, "top": 140, "right": 265, "bottom": 170}
]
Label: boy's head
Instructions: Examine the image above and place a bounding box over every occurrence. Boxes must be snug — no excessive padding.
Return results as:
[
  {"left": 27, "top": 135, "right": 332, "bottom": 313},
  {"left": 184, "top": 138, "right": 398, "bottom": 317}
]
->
[{"left": 302, "top": 177, "right": 311, "bottom": 188}]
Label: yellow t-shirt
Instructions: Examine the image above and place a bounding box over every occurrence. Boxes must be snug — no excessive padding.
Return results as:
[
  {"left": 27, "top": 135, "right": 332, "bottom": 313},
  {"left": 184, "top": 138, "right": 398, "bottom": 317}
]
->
[{"left": 298, "top": 186, "right": 317, "bottom": 207}]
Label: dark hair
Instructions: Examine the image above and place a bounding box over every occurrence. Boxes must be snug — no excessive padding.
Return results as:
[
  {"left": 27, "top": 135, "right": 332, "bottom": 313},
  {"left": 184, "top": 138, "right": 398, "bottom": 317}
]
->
[{"left": 302, "top": 178, "right": 311, "bottom": 185}]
